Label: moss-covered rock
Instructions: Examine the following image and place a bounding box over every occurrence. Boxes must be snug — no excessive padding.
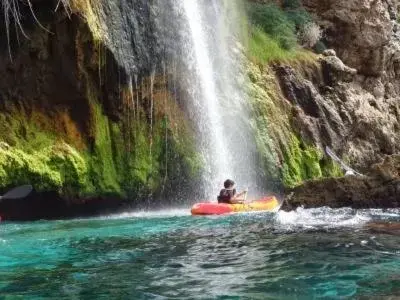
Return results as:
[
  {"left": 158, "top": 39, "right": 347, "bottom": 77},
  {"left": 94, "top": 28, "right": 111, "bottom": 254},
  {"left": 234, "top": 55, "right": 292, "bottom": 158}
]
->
[
  {"left": 246, "top": 49, "right": 343, "bottom": 189},
  {"left": 281, "top": 133, "right": 322, "bottom": 187},
  {"left": 0, "top": 142, "right": 91, "bottom": 193}
]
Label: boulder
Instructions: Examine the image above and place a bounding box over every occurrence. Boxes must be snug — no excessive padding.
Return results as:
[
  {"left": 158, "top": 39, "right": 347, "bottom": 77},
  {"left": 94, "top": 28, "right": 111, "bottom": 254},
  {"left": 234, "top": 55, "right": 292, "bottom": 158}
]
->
[
  {"left": 320, "top": 53, "right": 357, "bottom": 85},
  {"left": 366, "top": 222, "right": 400, "bottom": 235},
  {"left": 282, "top": 154, "right": 400, "bottom": 210},
  {"left": 302, "top": 0, "right": 395, "bottom": 76}
]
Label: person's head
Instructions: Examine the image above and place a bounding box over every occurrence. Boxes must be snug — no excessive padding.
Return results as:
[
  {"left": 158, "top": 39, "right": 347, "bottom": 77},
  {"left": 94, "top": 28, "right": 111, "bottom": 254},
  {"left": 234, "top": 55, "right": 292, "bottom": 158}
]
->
[{"left": 224, "top": 179, "right": 235, "bottom": 189}]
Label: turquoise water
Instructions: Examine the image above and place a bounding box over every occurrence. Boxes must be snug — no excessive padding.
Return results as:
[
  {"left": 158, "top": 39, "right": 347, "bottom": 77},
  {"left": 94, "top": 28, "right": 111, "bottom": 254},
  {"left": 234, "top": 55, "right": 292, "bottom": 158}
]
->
[{"left": 0, "top": 207, "right": 399, "bottom": 299}]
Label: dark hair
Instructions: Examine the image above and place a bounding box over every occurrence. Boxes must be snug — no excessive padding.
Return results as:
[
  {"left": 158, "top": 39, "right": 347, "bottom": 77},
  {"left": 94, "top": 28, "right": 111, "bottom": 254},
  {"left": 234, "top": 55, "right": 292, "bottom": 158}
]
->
[{"left": 224, "top": 179, "right": 235, "bottom": 188}]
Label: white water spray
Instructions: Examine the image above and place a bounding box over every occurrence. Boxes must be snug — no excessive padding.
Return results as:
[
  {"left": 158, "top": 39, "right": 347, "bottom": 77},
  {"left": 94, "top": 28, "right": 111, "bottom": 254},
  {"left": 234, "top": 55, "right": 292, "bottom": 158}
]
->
[
  {"left": 182, "top": 1, "right": 232, "bottom": 193},
  {"left": 180, "top": 0, "right": 259, "bottom": 198}
]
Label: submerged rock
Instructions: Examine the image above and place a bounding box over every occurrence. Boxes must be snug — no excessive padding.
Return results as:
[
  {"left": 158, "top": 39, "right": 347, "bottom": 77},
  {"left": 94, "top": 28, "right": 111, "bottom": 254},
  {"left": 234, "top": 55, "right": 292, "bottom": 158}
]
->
[{"left": 366, "top": 222, "right": 400, "bottom": 236}]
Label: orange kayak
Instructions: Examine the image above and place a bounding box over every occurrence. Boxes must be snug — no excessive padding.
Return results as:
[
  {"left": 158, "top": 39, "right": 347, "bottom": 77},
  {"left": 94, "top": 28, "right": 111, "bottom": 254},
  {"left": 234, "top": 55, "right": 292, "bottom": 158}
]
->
[{"left": 191, "top": 196, "right": 281, "bottom": 215}]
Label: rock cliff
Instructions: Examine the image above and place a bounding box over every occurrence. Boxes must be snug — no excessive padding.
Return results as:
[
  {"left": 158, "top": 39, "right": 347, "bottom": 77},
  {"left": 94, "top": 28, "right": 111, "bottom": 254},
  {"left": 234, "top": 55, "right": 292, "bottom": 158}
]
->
[
  {"left": 249, "top": 0, "right": 400, "bottom": 207},
  {"left": 297, "top": 0, "right": 400, "bottom": 168},
  {"left": 0, "top": 0, "right": 201, "bottom": 219}
]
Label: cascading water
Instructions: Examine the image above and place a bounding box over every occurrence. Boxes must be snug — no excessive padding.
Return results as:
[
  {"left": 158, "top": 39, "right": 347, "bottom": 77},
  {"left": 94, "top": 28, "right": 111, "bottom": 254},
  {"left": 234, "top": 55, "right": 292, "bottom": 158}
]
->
[
  {"left": 179, "top": 0, "right": 261, "bottom": 198},
  {"left": 94, "top": 0, "right": 264, "bottom": 200},
  {"left": 180, "top": 1, "right": 232, "bottom": 195}
]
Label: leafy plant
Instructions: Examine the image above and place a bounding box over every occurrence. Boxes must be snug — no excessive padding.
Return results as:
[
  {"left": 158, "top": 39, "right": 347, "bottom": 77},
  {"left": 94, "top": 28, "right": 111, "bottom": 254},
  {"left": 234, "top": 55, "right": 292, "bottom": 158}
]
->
[{"left": 247, "top": 3, "right": 297, "bottom": 50}]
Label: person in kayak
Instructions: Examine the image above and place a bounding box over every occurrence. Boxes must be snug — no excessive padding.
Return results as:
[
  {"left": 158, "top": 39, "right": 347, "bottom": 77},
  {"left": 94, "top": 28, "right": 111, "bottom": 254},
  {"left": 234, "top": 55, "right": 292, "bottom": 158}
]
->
[{"left": 217, "top": 179, "right": 248, "bottom": 204}]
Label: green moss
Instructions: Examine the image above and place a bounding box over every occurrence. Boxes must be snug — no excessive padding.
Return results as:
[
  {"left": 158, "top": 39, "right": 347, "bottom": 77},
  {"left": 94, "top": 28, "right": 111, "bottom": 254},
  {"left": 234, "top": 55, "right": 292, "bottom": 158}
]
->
[
  {"left": 167, "top": 118, "right": 202, "bottom": 180},
  {"left": 246, "top": 53, "right": 341, "bottom": 189},
  {"left": 0, "top": 109, "right": 56, "bottom": 151},
  {"left": 321, "top": 157, "right": 344, "bottom": 178},
  {"left": 0, "top": 105, "right": 95, "bottom": 195},
  {"left": 130, "top": 123, "right": 160, "bottom": 192},
  {"left": 88, "top": 98, "right": 122, "bottom": 196},
  {"left": 124, "top": 112, "right": 201, "bottom": 196},
  {"left": 0, "top": 142, "right": 93, "bottom": 194},
  {"left": 247, "top": 62, "right": 290, "bottom": 184},
  {"left": 0, "top": 95, "right": 201, "bottom": 199},
  {"left": 48, "top": 143, "right": 91, "bottom": 193},
  {"left": 281, "top": 134, "right": 344, "bottom": 187},
  {"left": 282, "top": 134, "right": 320, "bottom": 187}
]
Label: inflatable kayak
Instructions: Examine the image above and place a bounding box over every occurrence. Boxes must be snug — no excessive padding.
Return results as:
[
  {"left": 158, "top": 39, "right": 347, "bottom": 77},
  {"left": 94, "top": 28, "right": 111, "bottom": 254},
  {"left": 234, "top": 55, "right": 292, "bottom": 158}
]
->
[{"left": 191, "top": 196, "right": 280, "bottom": 215}]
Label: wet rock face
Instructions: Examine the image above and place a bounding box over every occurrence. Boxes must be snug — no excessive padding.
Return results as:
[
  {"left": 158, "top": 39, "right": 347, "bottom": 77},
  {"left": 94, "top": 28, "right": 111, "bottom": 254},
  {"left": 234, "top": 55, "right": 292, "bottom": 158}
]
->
[
  {"left": 302, "top": 0, "right": 397, "bottom": 76},
  {"left": 273, "top": 50, "right": 400, "bottom": 170},
  {"left": 282, "top": 155, "right": 400, "bottom": 210},
  {"left": 0, "top": 2, "right": 124, "bottom": 135},
  {"left": 366, "top": 222, "right": 400, "bottom": 235},
  {"left": 0, "top": 0, "right": 201, "bottom": 210},
  {"left": 249, "top": 0, "right": 400, "bottom": 172},
  {"left": 97, "top": 0, "right": 184, "bottom": 76}
]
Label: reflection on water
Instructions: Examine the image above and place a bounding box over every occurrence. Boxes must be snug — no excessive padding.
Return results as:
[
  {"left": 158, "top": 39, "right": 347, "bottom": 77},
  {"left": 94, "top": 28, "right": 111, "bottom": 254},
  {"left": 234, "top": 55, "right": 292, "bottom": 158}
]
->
[{"left": 0, "top": 207, "right": 399, "bottom": 299}]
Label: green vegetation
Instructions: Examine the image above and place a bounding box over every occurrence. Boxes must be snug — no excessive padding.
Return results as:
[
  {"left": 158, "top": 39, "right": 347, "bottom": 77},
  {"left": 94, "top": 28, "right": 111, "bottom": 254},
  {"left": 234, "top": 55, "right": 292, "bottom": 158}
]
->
[
  {"left": 246, "top": 1, "right": 316, "bottom": 64},
  {"left": 247, "top": 3, "right": 297, "bottom": 50},
  {"left": 0, "top": 85, "right": 201, "bottom": 199},
  {"left": 245, "top": 1, "right": 342, "bottom": 188},
  {"left": 0, "top": 142, "right": 93, "bottom": 195},
  {"left": 282, "top": 0, "right": 312, "bottom": 29},
  {"left": 281, "top": 134, "right": 343, "bottom": 188},
  {"left": 247, "top": 59, "right": 342, "bottom": 189},
  {"left": 0, "top": 1, "right": 203, "bottom": 200},
  {"left": 281, "top": 134, "right": 323, "bottom": 188},
  {"left": 249, "top": 27, "right": 293, "bottom": 63},
  {"left": 249, "top": 27, "right": 315, "bottom": 64},
  {"left": 247, "top": 63, "right": 284, "bottom": 183},
  {"left": 87, "top": 97, "right": 122, "bottom": 196}
]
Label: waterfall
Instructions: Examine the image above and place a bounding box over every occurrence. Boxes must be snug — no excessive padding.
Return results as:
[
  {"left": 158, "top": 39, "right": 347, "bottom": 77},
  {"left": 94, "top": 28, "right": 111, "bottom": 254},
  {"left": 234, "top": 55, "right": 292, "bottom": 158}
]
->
[
  {"left": 95, "top": 0, "right": 263, "bottom": 200},
  {"left": 179, "top": 0, "right": 260, "bottom": 198},
  {"left": 181, "top": 1, "right": 232, "bottom": 196}
]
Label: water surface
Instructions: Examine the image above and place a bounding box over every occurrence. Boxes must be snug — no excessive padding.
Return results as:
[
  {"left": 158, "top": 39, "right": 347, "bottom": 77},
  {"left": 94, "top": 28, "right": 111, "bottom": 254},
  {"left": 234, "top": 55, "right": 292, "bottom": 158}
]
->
[{"left": 0, "top": 207, "right": 399, "bottom": 299}]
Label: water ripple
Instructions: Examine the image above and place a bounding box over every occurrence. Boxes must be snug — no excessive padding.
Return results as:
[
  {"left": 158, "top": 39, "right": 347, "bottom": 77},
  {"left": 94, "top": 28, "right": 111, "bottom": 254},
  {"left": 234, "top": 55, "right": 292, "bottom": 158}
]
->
[{"left": 0, "top": 207, "right": 399, "bottom": 298}]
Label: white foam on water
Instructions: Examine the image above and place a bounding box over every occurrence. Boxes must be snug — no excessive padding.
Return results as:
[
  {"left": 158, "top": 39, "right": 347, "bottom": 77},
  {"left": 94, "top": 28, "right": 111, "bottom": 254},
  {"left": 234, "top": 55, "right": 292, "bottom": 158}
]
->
[
  {"left": 275, "top": 207, "right": 372, "bottom": 230},
  {"left": 104, "top": 208, "right": 190, "bottom": 220},
  {"left": 363, "top": 208, "right": 400, "bottom": 218}
]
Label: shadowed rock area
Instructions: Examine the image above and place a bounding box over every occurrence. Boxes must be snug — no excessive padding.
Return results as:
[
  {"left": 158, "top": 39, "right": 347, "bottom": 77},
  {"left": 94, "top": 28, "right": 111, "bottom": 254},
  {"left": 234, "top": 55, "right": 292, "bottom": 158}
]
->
[
  {"left": 366, "top": 222, "right": 400, "bottom": 236},
  {"left": 282, "top": 155, "right": 400, "bottom": 210}
]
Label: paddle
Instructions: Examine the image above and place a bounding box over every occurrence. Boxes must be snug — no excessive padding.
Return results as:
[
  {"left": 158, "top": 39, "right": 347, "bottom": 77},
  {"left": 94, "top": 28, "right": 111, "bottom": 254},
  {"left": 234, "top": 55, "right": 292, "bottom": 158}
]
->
[
  {"left": 0, "top": 185, "right": 33, "bottom": 201},
  {"left": 240, "top": 187, "right": 249, "bottom": 204}
]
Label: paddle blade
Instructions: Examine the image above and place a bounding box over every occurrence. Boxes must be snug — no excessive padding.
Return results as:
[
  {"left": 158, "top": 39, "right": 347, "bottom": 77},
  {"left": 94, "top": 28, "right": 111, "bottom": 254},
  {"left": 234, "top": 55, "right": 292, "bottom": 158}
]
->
[
  {"left": 325, "top": 147, "right": 364, "bottom": 176},
  {"left": 2, "top": 185, "right": 33, "bottom": 200}
]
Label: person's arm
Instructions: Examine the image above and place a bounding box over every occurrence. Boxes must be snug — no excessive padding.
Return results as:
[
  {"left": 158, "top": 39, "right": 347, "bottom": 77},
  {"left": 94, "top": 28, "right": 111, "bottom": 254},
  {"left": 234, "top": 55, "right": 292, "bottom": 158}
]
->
[
  {"left": 231, "top": 189, "right": 248, "bottom": 203},
  {"left": 235, "top": 190, "right": 247, "bottom": 198}
]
